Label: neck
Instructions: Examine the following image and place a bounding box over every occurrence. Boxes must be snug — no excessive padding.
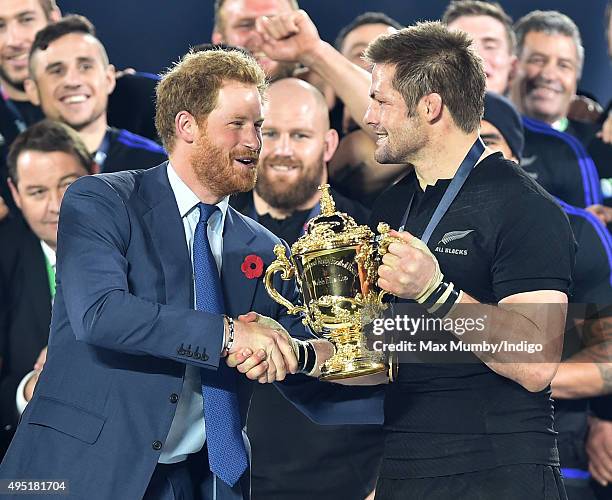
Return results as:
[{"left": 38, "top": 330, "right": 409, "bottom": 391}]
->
[
  {"left": 252, "top": 189, "right": 322, "bottom": 219},
  {"left": 0, "top": 77, "right": 28, "bottom": 101},
  {"left": 169, "top": 153, "right": 225, "bottom": 205},
  {"left": 43, "top": 239, "right": 57, "bottom": 252},
  {"left": 412, "top": 130, "right": 482, "bottom": 188},
  {"left": 78, "top": 114, "right": 109, "bottom": 153}
]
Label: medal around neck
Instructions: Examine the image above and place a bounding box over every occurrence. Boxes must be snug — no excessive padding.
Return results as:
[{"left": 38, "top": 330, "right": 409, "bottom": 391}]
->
[{"left": 264, "top": 184, "right": 399, "bottom": 380}]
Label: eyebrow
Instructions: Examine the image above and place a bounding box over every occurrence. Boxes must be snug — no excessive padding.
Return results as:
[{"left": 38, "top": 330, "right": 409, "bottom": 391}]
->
[
  {"left": 22, "top": 174, "right": 80, "bottom": 190},
  {"left": 44, "top": 56, "right": 96, "bottom": 72}
]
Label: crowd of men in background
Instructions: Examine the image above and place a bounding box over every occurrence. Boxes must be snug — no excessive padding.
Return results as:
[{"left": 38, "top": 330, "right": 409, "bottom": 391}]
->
[{"left": 0, "top": 1, "right": 611, "bottom": 499}]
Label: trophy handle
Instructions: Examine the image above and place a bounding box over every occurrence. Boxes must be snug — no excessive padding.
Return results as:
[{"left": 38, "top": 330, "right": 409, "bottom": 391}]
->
[
  {"left": 376, "top": 222, "right": 404, "bottom": 304},
  {"left": 264, "top": 244, "right": 307, "bottom": 315}
]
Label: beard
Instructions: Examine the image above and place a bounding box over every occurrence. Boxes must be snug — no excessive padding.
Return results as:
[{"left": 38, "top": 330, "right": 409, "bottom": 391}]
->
[
  {"left": 0, "top": 66, "right": 25, "bottom": 92},
  {"left": 255, "top": 154, "right": 325, "bottom": 211},
  {"left": 191, "top": 132, "right": 258, "bottom": 198},
  {"left": 375, "top": 114, "right": 427, "bottom": 165}
]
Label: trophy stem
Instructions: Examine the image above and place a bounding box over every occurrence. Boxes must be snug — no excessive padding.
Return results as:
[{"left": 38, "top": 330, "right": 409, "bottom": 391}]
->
[{"left": 319, "top": 327, "right": 387, "bottom": 381}]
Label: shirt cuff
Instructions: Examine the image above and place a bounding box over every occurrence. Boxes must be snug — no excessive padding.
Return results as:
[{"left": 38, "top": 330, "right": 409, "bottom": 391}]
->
[{"left": 16, "top": 370, "right": 37, "bottom": 415}]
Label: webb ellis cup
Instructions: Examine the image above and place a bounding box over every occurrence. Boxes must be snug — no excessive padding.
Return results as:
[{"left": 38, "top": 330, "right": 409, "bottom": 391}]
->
[{"left": 264, "top": 184, "right": 397, "bottom": 380}]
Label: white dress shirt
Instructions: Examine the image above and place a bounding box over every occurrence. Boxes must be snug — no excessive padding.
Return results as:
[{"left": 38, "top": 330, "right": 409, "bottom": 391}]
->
[{"left": 159, "top": 163, "right": 229, "bottom": 464}]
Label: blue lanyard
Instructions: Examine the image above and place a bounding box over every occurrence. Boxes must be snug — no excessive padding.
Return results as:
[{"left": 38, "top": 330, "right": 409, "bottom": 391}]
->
[
  {"left": 398, "top": 138, "right": 485, "bottom": 245},
  {"left": 94, "top": 128, "right": 112, "bottom": 170},
  {"left": 1, "top": 87, "right": 27, "bottom": 133}
]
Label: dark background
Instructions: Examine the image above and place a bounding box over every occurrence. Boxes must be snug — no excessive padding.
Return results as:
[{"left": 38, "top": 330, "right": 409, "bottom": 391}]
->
[{"left": 59, "top": 0, "right": 612, "bottom": 106}]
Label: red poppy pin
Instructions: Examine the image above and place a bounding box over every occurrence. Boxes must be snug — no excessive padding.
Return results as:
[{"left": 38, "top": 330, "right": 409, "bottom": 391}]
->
[{"left": 241, "top": 254, "right": 264, "bottom": 280}]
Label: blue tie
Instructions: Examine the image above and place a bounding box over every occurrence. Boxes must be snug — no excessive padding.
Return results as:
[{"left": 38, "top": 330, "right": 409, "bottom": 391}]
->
[{"left": 193, "top": 202, "right": 248, "bottom": 487}]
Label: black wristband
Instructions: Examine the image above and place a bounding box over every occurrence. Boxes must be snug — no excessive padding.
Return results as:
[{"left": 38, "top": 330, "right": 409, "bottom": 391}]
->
[
  {"left": 303, "top": 341, "right": 317, "bottom": 374},
  {"left": 296, "top": 341, "right": 307, "bottom": 372},
  {"left": 422, "top": 281, "right": 449, "bottom": 310},
  {"left": 430, "top": 286, "right": 460, "bottom": 318}
]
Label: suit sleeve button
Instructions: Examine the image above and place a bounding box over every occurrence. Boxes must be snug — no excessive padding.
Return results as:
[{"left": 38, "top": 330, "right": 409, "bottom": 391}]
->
[
  {"left": 152, "top": 440, "right": 163, "bottom": 451},
  {"left": 202, "top": 353, "right": 209, "bottom": 361},
  {"left": 169, "top": 393, "right": 179, "bottom": 404}
]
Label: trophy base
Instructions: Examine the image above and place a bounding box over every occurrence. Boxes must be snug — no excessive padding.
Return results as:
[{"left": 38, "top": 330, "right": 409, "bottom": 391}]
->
[{"left": 319, "top": 356, "right": 387, "bottom": 381}]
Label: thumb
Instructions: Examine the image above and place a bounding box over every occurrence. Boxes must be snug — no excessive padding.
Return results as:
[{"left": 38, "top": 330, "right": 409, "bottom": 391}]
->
[
  {"left": 237, "top": 311, "right": 259, "bottom": 323},
  {"left": 389, "top": 229, "right": 414, "bottom": 244}
]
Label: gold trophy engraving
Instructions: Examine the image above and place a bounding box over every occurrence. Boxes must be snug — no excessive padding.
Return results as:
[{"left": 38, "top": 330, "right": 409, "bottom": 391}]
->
[{"left": 264, "top": 184, "right": 399, "bottom": 380}]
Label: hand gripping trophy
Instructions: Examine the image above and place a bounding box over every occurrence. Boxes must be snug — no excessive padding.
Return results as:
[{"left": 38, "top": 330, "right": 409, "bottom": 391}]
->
[{"left": 264, "top": 184, "right": 398, "bottom": 380}]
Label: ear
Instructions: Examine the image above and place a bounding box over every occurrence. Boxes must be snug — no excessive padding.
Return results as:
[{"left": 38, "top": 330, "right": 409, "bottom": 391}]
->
[
  {"left": 421, "top": 93, "right": 443, "bottom": 124},
  {"left": 507, "top": 55, "right": 518, "bottom": 90},
  {"left": 175, "top": 111, "right": 199, "bottom": 145},
  {"left": 105, "top": 64, "right": 117, "bottom": 96},
  {"left": 212, "top": 30, "right": 223, "bottom": 45},
  {"left": 7, "top": 177, "right": 21, "bottom": 211},
  {"left": 24, "top": 78, "right": 40, "bottom": 106},
  {"left": 49, "top": 7, "right": 61, "bottom": 23},
  {"left": 322, "top": 128, "right": 339, "bottom": 163}
]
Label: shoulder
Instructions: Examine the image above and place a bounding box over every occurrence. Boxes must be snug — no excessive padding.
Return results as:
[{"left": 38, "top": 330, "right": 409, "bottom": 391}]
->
[
  {"left": 228, "top": 206, "right": 284, "bottom": 249},
  {"left": 112, "top": 128, "right": 166, "bottom": 156},
  {"left": 66, "top": 168, "right": 148, "bottom": 204},
  {"left": 0, "top": 216, "right": 35, "bottom": 263}
]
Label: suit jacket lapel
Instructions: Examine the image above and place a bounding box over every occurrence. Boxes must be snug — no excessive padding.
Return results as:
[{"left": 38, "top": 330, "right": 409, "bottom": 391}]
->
[
  {"left": 221, "top": 208, "right": 259, "bottom": 317},
  {"left": 139, "top": 163, "right": 192, "bottom": 308}
]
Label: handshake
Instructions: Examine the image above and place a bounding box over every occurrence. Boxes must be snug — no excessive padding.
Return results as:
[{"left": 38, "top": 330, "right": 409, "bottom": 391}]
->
[{"left": 224, "top": 312, "right": 335, "bottom": 383}]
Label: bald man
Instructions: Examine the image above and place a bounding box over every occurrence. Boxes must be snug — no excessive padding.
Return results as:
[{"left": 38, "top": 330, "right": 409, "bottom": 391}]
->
[{"left": 230, "top": 78, "right": 381, "bottom": 500}]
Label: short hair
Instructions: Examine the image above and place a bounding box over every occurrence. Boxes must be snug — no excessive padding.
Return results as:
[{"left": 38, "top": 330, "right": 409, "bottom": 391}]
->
[
  {"left": 442, "top": 1, "right": 516, "bottom": 54},
  {"left": 514, "top": 10, "right": 584, "bottom": 76},
  {"left": 155, "top": 48, "right": 267, "bottom": 152},
  {"left": 38, "top": 0, "right": 58, "bottom": 20},
  {"left": 364, "top": 21, "right": 486, "bottom": 134},
  {"left": 335, "top": 12, "right": 404, "bottom": 51},
  {"left": 29, "top": 15, "right": 110, "bottom": 75},
  {"left": 214, "top": 0, "right": 299, "bottom": 31},
  {"left": 7, "top": 120, "right": 95, "bottom": 184}
]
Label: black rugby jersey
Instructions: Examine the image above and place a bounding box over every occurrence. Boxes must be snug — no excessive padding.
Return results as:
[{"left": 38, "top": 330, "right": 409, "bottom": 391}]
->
[{"left": 369, "top": 152, "right": 575, "bottom": 478}]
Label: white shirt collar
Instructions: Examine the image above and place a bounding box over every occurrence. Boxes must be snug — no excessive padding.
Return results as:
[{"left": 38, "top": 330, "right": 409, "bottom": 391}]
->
[
  {"left": 166, "top": 162, "right": 229, "bottom": 225},
  {"left": 40, "top": 240, "right": 56, "bottom": 268}
]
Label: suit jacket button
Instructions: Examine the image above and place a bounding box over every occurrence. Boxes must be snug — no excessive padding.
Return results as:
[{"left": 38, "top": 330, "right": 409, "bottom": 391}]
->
[
  {"left": 152, "top": 440, "right": 163, "bottom": 451},
  {"left": 169, "top": 393, "right": 179, "bottom": 404}
]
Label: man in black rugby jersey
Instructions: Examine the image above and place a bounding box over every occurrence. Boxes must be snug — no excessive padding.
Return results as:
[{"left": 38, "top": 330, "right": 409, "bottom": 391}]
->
[
  {"left": 482, "top": 90, "right": 612, "bottom": 500},
  {"left": 256, "top": 15, "right": 575, "bottom": 499}
]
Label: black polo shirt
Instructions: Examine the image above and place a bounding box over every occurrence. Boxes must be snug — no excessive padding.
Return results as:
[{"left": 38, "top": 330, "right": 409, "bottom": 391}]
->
[
  {"left": 369, "top": 152, "right": 575, "bottom": 478},
  {"left": 100, "top": 127, "right": 166, "bottom": 173},
  {"left": 555, "top": 202, "right": 612, "bottom": 470}
]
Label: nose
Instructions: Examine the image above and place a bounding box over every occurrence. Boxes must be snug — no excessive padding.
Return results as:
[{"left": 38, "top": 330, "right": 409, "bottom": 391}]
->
[
  {"left": 539, "top": 60, "right": 559, "bottom": 82},
  {"left": 364, "top": 102, "right": 379, "bottom": 129},
  {"left": 5, "top": 20, "right": 27, "bottom": 48},
  {"left": 62, "top": 64, "right": 84, "bottom": 88},
  {"left": 48, "top": 188, "right": 62, "bottom": 215},
  {"left": 274, "top": 132, "right": 293, "bottom": 157},
  {"left": 242, "top": 124, "right": 262, "bottom": 152}
]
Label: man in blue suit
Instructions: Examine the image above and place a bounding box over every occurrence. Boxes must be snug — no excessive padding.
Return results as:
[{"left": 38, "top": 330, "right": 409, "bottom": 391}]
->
[{"left": 0, "top": 47, "right": 383, "bottom": 499}]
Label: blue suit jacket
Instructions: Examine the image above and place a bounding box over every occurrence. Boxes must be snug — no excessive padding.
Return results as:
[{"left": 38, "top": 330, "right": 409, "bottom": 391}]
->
[{"left": 0, "top": 164, "right": 383, "bottom": 499}]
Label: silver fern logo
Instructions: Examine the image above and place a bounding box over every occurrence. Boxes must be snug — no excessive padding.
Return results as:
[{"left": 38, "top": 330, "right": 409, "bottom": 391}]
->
[
  {"left": 438, "top": 230, "right": 474, "bottom": 245},
  {"left": 434, "top": 230, "right": 474, "bottom": 256}
]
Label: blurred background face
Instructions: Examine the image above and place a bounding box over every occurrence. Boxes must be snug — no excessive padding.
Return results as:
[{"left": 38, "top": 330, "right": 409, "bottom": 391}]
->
[
  {"left": 256, "top": 80, "right": 334, "bottom": 210},
  {"left": 340, "top": 23, "right": 397, "bottom": 70},
  {"left": 27, "top": 32, "right": 116, "bottom": 131},
  {"left": 512, "top": 31, "right": 579, "bottom": 124},
  {"left": 213, "top": 0, "right": 294, "bottom": 78},
  {"left": 8, "top": 150, "right": 88, "bottom": 248},
  {"left": 447, "top": 15, "right": 515, "bottom": 95},
  {"left": 480, "top": 119, "right": 517, "bottom": 162},
  {"left": 0, "top": 0, "right": 50, "bottom": 90}
]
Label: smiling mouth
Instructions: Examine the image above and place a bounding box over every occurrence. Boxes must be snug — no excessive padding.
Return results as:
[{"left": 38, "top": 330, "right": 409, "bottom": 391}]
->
[
  {"left": 268, "top": 164, "right": 299, "bottom": 172},
  {"left": 234, "top": 157, "right": 258, "bottom": 167},
  {"left": 61, "top": 94, "right": 89, "bottom": 104}
]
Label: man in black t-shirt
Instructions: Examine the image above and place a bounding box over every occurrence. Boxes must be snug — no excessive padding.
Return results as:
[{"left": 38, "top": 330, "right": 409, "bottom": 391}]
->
[
  {"left": 258, "top": 15, "right": 574, "bottom": 500},
  {"left": 231, "top": 77, "right": 381, "bottom": 500},
  {"left": 482, "top": 90, "right": 612, "bottom": 500}
]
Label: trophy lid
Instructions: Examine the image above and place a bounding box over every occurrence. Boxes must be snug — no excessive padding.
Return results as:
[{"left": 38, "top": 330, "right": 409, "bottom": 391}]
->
[{"left": 291, "top": 184, "right": 374, "bottom": 255}]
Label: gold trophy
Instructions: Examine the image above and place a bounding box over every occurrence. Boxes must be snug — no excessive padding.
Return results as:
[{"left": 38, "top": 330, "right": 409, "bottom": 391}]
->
[{"left": 264, "top": 184, "right": 397, "bottom": 380}]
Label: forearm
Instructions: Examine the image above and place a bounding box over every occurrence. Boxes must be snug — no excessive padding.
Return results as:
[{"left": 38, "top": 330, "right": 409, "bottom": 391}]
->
[
  {"left": 552, "top": 361, "right": 610, "bottom": 398},
  {"left": 446, "top": 292, "right": 564, "bottom": 391},
  {"left": 302, "top": 42, "right": 373, "bottom": 137}
]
